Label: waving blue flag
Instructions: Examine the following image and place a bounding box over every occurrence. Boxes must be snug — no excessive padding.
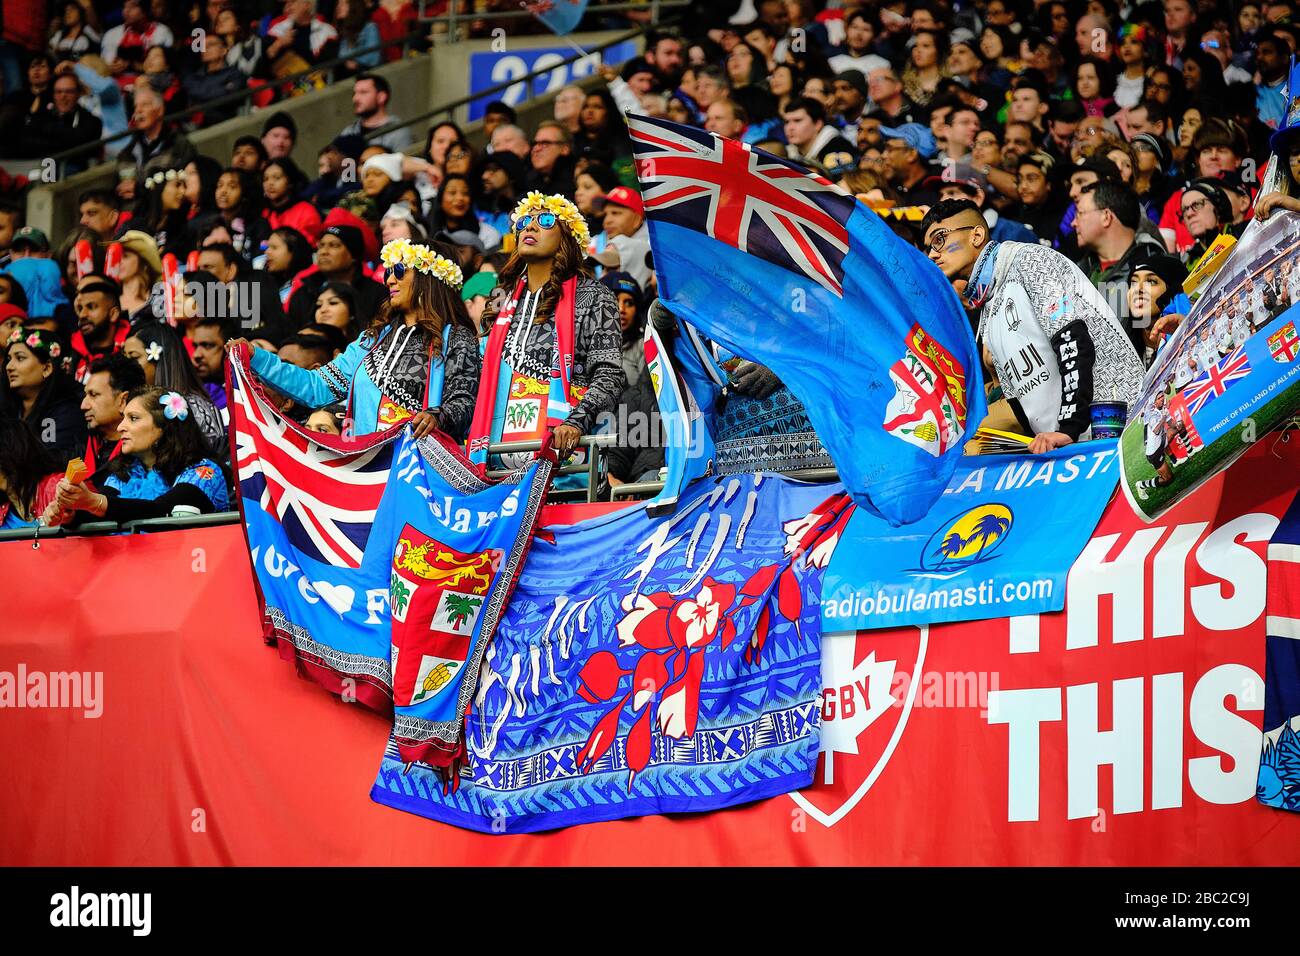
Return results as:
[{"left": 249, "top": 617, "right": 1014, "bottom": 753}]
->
[
  {"left": 628, "top": 114, "right": 985, "bottom": 525},
  {"left": 525, "top": 0, "right": 589, "bottom": 35}
]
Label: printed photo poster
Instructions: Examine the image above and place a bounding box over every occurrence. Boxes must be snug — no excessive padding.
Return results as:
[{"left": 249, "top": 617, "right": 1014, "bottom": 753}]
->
[{"left": 1120, "top": 211, "right": 1300, "bottom": 520}]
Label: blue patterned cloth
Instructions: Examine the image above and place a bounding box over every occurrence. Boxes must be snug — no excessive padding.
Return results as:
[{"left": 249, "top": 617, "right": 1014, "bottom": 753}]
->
[
  {"left": 104, "top": 457, "right": 229, "bottom": 511},
  {"left": 370, "top": 473, "right": 848, "bottom": 833}
]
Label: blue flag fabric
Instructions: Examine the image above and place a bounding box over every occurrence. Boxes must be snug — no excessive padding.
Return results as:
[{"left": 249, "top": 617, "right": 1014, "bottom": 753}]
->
[
  {"left": 1259, "top": 490, "right": 1300, "bottom": 812},
  {"left": 821, "top": 441, "right": 1120, "bottom": 629},
  {"left": 229, "top": 350, "right": 555, "bottom": 764},
  {"left": 526, "top": 0, "right": 589, "bottom": 35},
  {"left": 370, "top": 475, "right": 852, "bottom": 833},
  {"left": 627, "top": 114, "right": 985, "bottom": 526}
]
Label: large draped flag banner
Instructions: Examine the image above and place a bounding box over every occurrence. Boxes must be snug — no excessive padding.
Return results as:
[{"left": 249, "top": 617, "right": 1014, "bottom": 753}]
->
[
  {"left": 370, "top": 475, "right": 852, "bottom": 832},
  {"left": 627, "top": 113, "right": 985, "bottom": 526},
  {"left": 228, "top": 348, "right": 556, "bottom": 766},
  {"left": 1261, "top": 489, "right": 1300, "bottom": 811}
]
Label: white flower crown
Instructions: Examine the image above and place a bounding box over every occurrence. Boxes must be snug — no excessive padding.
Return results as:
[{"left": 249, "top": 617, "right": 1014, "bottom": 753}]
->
[{"left": 379, "top": 238, "right": 464, "bottom": 289}]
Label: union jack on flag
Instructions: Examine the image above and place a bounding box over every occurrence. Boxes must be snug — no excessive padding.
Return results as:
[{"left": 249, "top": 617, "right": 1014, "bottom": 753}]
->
[
  {"left": 627, "top": 114, "right": 856, "bottom": 295},
  {"left": 1182, "top": 345, "right": 1252, "bottom": 414},
  {"left": 230, "top": 358, "right": 392, "bottom": 568}
]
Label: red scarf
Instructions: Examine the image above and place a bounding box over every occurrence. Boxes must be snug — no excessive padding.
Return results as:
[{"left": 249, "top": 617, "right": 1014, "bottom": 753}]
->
[{"left": 467, "top": 275, "right": 577, "bottom": 474}]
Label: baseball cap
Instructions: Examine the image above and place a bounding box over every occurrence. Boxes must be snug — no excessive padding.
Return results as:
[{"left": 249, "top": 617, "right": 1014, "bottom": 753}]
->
[
  {"left": 10, "top": 226, "right": 49, "bottom": 252},
  {"left": 460, "top": 270, "right": 497, "bottom": 302},
  {"left": 879, "top": 123, "right": 937, "bottom": 160},
  {"left": 436, "top": 229, "right": 486, "bottom": 254},
  {"left": 923, "top": 162, "right": 990, "bottom": 196},
  {"left": 599, "top": 270, "right": 643, "bottom": 301},
  {"left": 592, "top": 185, "right": 645, "bottom": 216}
]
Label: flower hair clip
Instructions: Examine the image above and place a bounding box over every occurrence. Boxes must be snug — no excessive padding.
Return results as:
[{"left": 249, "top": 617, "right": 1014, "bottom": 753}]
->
[
  {"left": 510, "top": 191, "right": 591, "bottom": 249},
  {"left": 145, "top": 341, "right": 163, "bottom": 362},
  {"left": 161, "top": 391, "right": 189, "bottom": 421},
  {"left": 380, "top": 238, "right": 464, "bottom": 289},
  {"left": 11, "top": 328, "right": 60, "bottom": 358}
]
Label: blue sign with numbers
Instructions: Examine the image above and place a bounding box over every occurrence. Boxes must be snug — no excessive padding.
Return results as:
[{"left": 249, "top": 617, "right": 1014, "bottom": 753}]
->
[{"left": 467, "top": 39, "right": 637, "bottom": 121}]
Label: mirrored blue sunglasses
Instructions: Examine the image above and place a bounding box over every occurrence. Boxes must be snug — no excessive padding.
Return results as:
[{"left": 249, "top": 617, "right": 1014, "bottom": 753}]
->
[
  {"left": 384, "top": 263, "right": 407, "bottom": 281},
  {"left": 515, "top": 212, "right": 559, "bottom": 232}
]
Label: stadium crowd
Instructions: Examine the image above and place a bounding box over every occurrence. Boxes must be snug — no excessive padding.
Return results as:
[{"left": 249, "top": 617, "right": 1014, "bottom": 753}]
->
[{"left": 2, "top": 0, "right": 1300, "bottom": 529}]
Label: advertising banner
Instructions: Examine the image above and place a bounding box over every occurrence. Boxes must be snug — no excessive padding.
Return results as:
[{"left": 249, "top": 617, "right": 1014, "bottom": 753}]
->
[{"left": 467, "top": 39, "right": 637, "bottom": 121}]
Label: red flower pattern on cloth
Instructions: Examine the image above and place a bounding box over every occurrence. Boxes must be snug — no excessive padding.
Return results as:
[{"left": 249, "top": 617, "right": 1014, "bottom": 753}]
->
[{"left": 572, "top": 492, "right": 855, "bottom": 789}]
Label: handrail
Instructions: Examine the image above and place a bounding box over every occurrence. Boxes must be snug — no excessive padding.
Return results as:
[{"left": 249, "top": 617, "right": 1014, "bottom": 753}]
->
[
  {"left": 43, "top": 26, "right": 425, "bottom": 167},
  {"left": 418, "top": 0, "right": 685, "bottom": 43}
]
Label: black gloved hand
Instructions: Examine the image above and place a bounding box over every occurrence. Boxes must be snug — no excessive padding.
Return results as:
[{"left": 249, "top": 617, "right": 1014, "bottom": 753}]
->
[{"left": 730, "top": 361, "right": 781, "bottom": 399}]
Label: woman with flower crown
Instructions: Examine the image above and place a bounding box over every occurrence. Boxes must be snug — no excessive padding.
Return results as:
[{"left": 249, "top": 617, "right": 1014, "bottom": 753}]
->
[
  {"left": 1, "top": 326, "right": 86, "bottom": 466},
  {"left": 44, "top": 386, "right": 230, "bottom": 525},
  {"left": 229, "top": 239, "right": 481, "bottom": 440},
  {"left": 466, "top": 191, "right": 625, "bottom": 474}
]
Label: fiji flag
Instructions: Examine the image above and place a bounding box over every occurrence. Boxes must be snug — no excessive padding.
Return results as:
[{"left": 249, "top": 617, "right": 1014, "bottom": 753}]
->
[
  {"left": 628, "top": 114, "right": 984, "bottom": 525},
  {"left": 524, "top": 0, "right": 589, "bottom": 35}
]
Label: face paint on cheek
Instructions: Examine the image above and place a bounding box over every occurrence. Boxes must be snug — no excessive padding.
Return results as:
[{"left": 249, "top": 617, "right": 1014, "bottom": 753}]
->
[{"left": 945, "top": 243, "right": 963, "bottom": 254}]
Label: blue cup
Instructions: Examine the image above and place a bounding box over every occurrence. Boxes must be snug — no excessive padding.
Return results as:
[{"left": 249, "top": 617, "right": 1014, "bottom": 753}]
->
[{"left": 1089, "top": 401, "right": 1128, "bottom": 440}]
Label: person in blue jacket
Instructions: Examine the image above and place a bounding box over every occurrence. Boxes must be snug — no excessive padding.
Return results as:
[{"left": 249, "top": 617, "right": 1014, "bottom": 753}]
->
[{"left": 229, "top": 239, "right": 481, "bottom": 441}]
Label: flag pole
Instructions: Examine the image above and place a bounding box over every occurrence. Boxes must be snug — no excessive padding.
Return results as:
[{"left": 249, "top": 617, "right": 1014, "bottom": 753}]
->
[{"left": 519, "top": 2, "right": 593, "bottom": 60}]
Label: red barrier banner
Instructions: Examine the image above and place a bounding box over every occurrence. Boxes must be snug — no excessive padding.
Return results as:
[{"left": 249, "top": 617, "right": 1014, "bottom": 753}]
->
[{"left": 2, "top": 445, "right": 1298, "bottom": 865}]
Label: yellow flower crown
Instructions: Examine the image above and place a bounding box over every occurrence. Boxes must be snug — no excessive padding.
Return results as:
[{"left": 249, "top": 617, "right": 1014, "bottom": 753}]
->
[
  {"left": 510, "top": 191, "right": 591, "bottom": 250},
  {"left": 380, "top": 238, "right": 464, "bottom": 289}
]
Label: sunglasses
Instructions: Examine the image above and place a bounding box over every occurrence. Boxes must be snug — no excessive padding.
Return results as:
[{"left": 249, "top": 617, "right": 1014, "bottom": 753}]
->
[
  {"left": 514, "top": 212, "right": 558, "bottom": 231},
  {"left": 384, "top": 263, "right": 407, "bottom": 281}
]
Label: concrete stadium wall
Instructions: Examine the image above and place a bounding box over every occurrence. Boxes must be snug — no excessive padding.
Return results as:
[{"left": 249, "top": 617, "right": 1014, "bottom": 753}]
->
[{"left": 25, "top": 29, "right": 638, "bottom": 241}]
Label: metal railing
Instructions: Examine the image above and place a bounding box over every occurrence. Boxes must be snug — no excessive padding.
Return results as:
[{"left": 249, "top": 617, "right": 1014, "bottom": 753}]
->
[{"left": 42, "top": 27, "right": 427, "bottom": 170}]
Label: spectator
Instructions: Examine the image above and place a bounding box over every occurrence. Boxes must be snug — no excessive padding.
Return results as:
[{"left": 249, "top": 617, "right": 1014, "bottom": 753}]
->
[
  {"left": 136, "top": 166, "right": 191, "bottom": 257},
  {"left": 902, "top": 29, "right": 947, "bottom": 111},
  {"left": 188, "top": 314, "right": 233, "bottom": 411},
  {"left": 1074, "top": 180, "right": 1168, "bottom": 348},
  {"left": 481, "top": 101, "right": 518, "bottom": 140},
  {"left": 574, "top": 90, "right": 632, "bottom": 173},
  {"left": 489, "top": 123, "right": 530, "bottom": 161},
  {"left": 553, "top": 85, "right": 585, "bottom": 135},
  {"left": 880, "top": 122, "right": 938, "bottom": 203},
  {"left": 0, "top": 418, "right": 61, "bottom": 529},
  {"left": 115, "top": 229, "right": 163, "bottom": 324},
  {"left": 310, "top": 281, "right": 361, "bottom": 342},
  {"left": 573, "top": 162, "right": 618, "bottom": 232},
  {"left": 286, "top": 214, "right": 386, "bottom": 330},
  {"left": 65, "top": 56, "right": 129, "bottom": 141},
  {"left": 80, "top": 350, "right": 146, "bottom": 473},
  {"left": 0, "top": 200, "right": 20, "bottom": 259},
  {"left": 230, "top": 134, "right": 269, "bottom": 174},
  {"left": 1163, "top": 0, "right": 1198, "bottom": 69},
  {"left": 526, "top": 121, "right": 576, "bottom": 196},
  {"left": 47, "top": 386, "right": 229, "bottom": 524},
  {"left": 262, "top": 158, "right": 323, "bottom": 245},
  {"left": 830, "top": 10, "right": 890, "bottom": 75},
  {"left": 139, "top": 46, "right": 185, "bottom": 114},
  {"left": 476, "top": 152, "right": 524, "bottom": 236},
  {"left": 70, "top": 276, "right": 130, "bottom": 383},
  {"left": 372, "top": 0, "right": 418, "bottom": 62},
  {"left": 1125, "top": 99, "right": 1170, "bottom": 141},
  {"left": 265, "top": 0, "right": 340, "bottom": 78},
  {"left": 261, "top": 112, "right": 296, "bottom": 162},
  {"left": 212, "top": 167, "right": 269, "bottom": 261},
  {"left": 120, "top": 321, "right": 226, "bottom": 458},
  {"left": 182, "top": 31, "right": 244, "bottom": 125},
  {"left": 24, "top": 68, "right": 102, "bottom": 169},
  {"left": 1, "top": 326, "right": 86, "bottom": 465},
  {"left": 1072, "top": 56, "right": 1117, "bottom": 118},
  {"left": 589, "top": 186, "right": 652, "bottom": 294},
  {"left": 1130, "top": 251, "right": 1191, "bottom": 357},
  {"left": 459, "top": 269, "right": 495, "bottom": 336},
  {"left": 239, "top": 238, "right": 482, "bottom": 439},
  {"left": 49, "top": 1, "right": 102, "bottom": 60},
  {"left": 214, "top": 7, "right": 261, "bottom": 78},
  {"left": 783, "top": 96, "right": 856, "bottom": 171},
  {"left": 195, "top": 242, "right": 289, "bottom": 345},
  {"left": 99, "top": 0, "right": 174, "bottom": 91},
  {"left": 0, "top": 53, "right": 54, "bottom": 152},
  {"left": 115, "top": 85, "right": 195, "bottom": 204},
  {"left": 9, "top": 227, "right": 51, "bottom": 261},
  {"left": 866, "top": 67, "right": 919, "bottom": 124},
  {"left": 334, "top": 0, "right": 381, "bottom": 75},
  {"left": 1113, "top": 24, "right": 1152, "bottom": 110},
  {"left": 338, "top": 73, "right": 412, "bottom": 152},
  {"left": 380, "top": 203, "right": 427, "bottom": 243},
  {"left": 599, "top": 270, "right": 646, "bottom": 387},
  {"left": 831, "top": 70, "right": 870, "bottom": 144},
  {"left": 924, "top": 163, "right": 1037, "bottom": 244},
  {"left": 426, "top": 120, "right": 465, "bottom": 170},
  {"left": 4, "top": 257, "right": 71, "bottom": 329},
  {"left": 921, "top": 198, "right": 1143, "bottom": 454},
  {"left": 0, "top": 280, "right": 30, "bottom": 316},
  {"left": 1179, "top": 178, "right": 1239, "bottom": 264},
  {"left": 644, "top": 29, "right": 685, "bottom": 87},
  {"left": 262, "top": 226, "right": 314, "bottom": 306},
  {"left": 1256, "top": 29, "right": 1290, "bottom": 130}
]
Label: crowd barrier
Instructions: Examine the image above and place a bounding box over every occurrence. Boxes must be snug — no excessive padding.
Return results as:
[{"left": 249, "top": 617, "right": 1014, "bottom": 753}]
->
[{"left": 2, "top": 441, "right": 1299, "bottom": 865}]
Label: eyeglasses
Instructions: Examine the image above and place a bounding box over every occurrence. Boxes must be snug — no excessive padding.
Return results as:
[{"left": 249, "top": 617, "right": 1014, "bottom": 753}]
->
[
  {"left": 1181, "top": 197, "right": 1210, "bottom": 218},
  {"left": 926, "top": 224, "right": 976, "bottom": 253},
  {"left": 384, "top": 263, "right": 407, "bottom": 281},
  {"left": 1148, "top": 81, "right": 1173, "bottom": 92},
  {"left": 532, "top": 139, "right": 564, "bottom": 148},
  {"left": 514, "top": 212, "right": 558, "bottom": 231}
]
